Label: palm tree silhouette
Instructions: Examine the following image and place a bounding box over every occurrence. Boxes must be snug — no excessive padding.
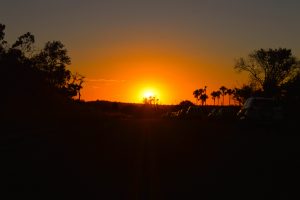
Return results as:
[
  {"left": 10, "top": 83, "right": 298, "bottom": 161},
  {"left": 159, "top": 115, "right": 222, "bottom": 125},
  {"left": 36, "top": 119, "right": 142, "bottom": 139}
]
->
[
  {"left": 226, "top": 88, "right": 234, "bottom": 105},
  {"left": 219, "top": 86, "right": 227, "bottom": 106},
  {"left": 193, "top": 89, "right": 204, "bottom": 105},
  {"left": 193, "top": 89, "right": 200, "bottom": 104},
  {"left": 215, "top": 91, "right": 221, "bottom": 105},
  {"left": 200, "top": 94, "right": 208, "bottom": 106},
  {"left": 211, "top": 91, "right": 218, "bottom": 105}
]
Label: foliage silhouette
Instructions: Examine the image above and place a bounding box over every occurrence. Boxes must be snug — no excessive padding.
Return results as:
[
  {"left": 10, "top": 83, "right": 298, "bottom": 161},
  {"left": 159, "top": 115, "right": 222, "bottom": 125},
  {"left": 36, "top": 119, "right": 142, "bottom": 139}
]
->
[
  {"left": 226, "top": 88, "right": 234, "bottom": 105},
  {"left": 232, "top": 85, "right": 255, "bottom": 105},
  {"left": 68, "top": 73, "right": 85, "bottom": 100},
  {"left": 193, "top": 89, "right": 201, "bottom": 104},
  {"left": 219, "top": 86, "right": 227, "bottom": 105},
  {"left": 210, "top": 91, "right": 219, "bottom": 105},
  {"left": 178, "top": 100, "right": 194, "bottom": 110},
  {"left": 0, "top": 23, "right": 84, "bottom": 106},
  {"left": 143, "top": 96, "right": 159, "bottom": 105},
  {"left": 193, "top": 87, "right": 207, "bottom": 105},
  {"left": 215, "top": 91, "right": 221, "bottom": 105},
  {"left": 235, "top": 48, "right": 300, "bottom": 97},
  {"left": 12, "top": 32, "right": 35, "bottom": 58},
  {"left": 32, "top": 41, "right": 71, "bottom": 89},
  {"left": 200, "top": 93, "right": 208, "bottom": 106}
]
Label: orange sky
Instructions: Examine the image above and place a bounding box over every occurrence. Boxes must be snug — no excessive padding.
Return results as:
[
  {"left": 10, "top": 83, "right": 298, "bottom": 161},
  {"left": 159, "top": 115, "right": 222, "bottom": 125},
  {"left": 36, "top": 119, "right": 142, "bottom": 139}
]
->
[
  {"left": 69, "top": 39, "right": 249, "bottom": 105},
  {"left": 2, "top": 1, "right": 299, "bottom": 105}
]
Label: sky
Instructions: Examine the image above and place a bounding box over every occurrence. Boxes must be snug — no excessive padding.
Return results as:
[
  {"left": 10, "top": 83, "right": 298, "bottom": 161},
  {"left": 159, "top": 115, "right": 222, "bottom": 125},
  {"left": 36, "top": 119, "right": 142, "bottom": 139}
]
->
[{"left": 1, "top": 0, "right": 300, "bottom": 104}]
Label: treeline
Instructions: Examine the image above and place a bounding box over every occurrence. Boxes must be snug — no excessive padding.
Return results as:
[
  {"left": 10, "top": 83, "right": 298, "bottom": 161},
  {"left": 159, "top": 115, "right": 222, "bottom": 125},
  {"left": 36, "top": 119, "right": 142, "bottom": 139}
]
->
[
  {"left": 0, "top": 23, "right": 84, "bottom": 106},
  {"left": 193, "top": 86, "right": 247, "bottom": 106},
  {"left": 193, "top": 48, "right": 300, "bottom": 106}
]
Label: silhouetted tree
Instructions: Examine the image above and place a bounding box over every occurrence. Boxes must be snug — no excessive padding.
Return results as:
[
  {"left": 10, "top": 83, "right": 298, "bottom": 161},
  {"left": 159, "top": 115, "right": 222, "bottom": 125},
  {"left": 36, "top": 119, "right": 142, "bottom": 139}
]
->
[
  {"left": 12, "top": 32, "right": 35, "bottom": 58},
  {"left": 143, "top": 96, "right": 158, "bottom": 105},
  {"left": 210, "top": 91, "right": 218, "bottom": 105},
  {"left": 178, "top": 100, "right": 194, "bottom": 109},
  {"left": 219, "top": 86, "right": 227, "bottom": 105},
  {"left": 215, "top": 91, "right": 221, "bottom": 105},
  {"left": 233, "top": 85, "right": 254, "bottom": 105},
  {"left": 203, "top": 85, "right": 208, "bottom": 105},
  {"left": 200, "top": 94, "right": 208, "bottom": 106},
  {"left": 0, "top": 23, "right": 84, "bottom": 101},
  {"left": 32, "top": 41, "right": 72, "bottom": 92},
  {"left": 65, "top": 72, "right": 85, "bottom": 100},
  {"left": 0, "top": 23, "right": 7, "bottom": 54},
  {"left": 193, "top": 88, "right": 206, "bottom": 105},
  {"left": 235, "top": 48, "right": 300, "bottom": 97},
  {"left": 0, "top": 24, "right": 5, "bottom": 40},
  {"left": 1, "top": 24, "right": 44, "bottom": 107},
  {"left": 193, "top": 89, "right": 201, "bottom": 104},
  {"left": 226, "top": 88, "right": 234, "bottom": 105}
]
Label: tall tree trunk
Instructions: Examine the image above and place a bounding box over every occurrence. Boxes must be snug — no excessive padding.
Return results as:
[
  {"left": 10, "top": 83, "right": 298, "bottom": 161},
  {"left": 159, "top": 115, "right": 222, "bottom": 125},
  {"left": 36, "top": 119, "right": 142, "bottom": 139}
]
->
[{"left": 222, "top": 95, "right": 224, "bottom": 105}]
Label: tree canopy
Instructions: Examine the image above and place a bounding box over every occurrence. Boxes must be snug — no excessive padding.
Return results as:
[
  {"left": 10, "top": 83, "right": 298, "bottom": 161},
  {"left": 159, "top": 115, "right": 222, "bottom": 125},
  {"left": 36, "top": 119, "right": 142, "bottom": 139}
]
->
[
  {"left": 235, "top": 48, "right": 300, "bottom": 96},
  {"left": 0, "top": 23, "right": 84, "bottom": 101}
]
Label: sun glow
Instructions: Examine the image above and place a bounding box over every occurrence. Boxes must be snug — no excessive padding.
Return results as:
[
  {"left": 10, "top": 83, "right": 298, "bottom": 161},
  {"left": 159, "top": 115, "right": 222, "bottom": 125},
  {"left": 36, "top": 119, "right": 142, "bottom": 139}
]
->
[
  {"left": 140, "top": 87, "right": 161, "bottom": 102},
  {"left": 143, "top": 90, "right": 155, "bottom": 98}
]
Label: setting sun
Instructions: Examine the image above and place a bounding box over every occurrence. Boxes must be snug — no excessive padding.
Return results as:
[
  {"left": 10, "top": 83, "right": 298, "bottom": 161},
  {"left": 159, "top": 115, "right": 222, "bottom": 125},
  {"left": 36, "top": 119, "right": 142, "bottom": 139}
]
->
[
  {"left": 143, "top": 90, "right": 155, "bottom": 98},
  {"left": 139, "top": 87, "right": 161, "bottom": 102}
]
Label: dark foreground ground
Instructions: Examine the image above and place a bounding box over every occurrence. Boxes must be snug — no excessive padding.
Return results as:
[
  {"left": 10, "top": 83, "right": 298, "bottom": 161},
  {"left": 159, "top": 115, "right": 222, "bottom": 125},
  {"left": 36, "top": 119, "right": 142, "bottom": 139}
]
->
[{"left": 1, "top": 114, "right": 300, "bottom": 200}]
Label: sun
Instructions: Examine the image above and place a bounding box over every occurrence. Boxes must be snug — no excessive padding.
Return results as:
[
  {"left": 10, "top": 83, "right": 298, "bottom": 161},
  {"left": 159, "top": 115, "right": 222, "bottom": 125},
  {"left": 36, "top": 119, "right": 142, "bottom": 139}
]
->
[
  {"left": 143, "top": 90, "right": 155, "bottom": 98},
  {"left": 138, "top": 86, "right": 161, "bottom": 103}
]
